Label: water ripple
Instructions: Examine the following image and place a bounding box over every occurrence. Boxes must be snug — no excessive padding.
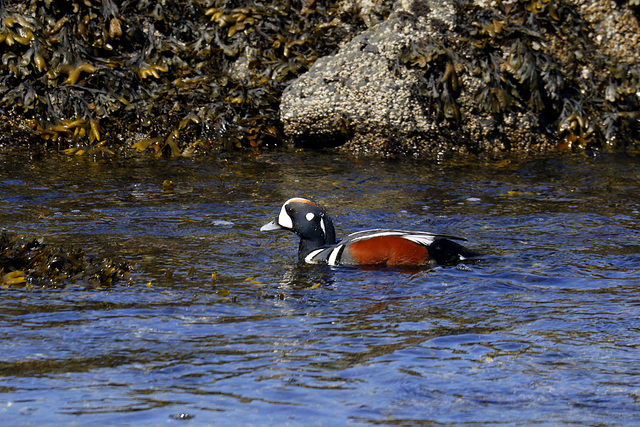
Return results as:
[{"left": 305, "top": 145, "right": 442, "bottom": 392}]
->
[{"left": 1, "top": 152, "right": 640, "bottom": 424}]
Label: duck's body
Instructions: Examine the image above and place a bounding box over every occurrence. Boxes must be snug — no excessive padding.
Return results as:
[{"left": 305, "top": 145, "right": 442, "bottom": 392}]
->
[{"left": 261, "top": 198, "right": 479, "bottom": 267}]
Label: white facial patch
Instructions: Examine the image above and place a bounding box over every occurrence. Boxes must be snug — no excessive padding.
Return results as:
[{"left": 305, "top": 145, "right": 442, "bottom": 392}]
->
[
  {"left": 306, "top": 212, "right": 315, "bottom": 222},
  {"left": 278, "top": 205, "right": 293, "bottom": 229}
]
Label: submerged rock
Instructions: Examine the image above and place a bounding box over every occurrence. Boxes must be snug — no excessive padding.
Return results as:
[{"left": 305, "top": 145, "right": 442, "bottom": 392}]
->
[
  {"left": 280, "top": 0, "right": 640, "bottom": 156},
  {"left": 0, "top": 232, "right": 131, "bottom": 290}
]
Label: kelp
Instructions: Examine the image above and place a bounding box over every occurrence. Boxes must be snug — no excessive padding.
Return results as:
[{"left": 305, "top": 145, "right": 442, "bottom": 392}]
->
[
  {"left": 0, "top": 232, "right": 131, "bottom": 290},
  {"left": 399, "top": 0, "right": 640, "bottom": 151},
  {"left": 0, "top": 0, "right": 371, "bottom": 155},
  {"left": 1, "top": 0, "right": 638, "bottom": 154}
]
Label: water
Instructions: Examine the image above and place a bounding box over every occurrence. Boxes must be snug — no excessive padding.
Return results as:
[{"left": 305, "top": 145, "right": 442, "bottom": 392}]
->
[{"left": 1, "top": 150, "right": 640, "bottom": 425}]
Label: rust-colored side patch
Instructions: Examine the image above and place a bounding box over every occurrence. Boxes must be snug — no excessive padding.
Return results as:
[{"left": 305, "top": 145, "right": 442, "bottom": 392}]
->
[{"left": 344, "top": 236, "right": 431, "bottom": 266}]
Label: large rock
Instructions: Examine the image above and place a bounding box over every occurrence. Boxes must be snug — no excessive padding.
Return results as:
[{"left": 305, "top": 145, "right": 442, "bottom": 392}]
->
[{"left": 280, "top": 0, "right": 640, "bottom": 156}]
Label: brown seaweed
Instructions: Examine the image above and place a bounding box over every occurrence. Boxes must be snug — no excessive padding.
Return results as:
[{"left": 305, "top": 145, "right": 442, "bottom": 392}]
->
[
  {"left": 1, "top": 0, "right": 370, "bottom": 154},
  {"left": 0, "top": 232, "right": 131, "bottom": 290},
  {"left": 1, "top": 0, "right": 639, "bottom": 154},
  {"left": 399, "top": 0, "right": 640, "bottom": 151}
]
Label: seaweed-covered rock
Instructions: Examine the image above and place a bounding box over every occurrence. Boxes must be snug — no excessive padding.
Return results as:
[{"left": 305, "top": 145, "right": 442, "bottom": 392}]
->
[
  {"left": 1, "top": 0, "right": 639, "bottom": 156},
  {"left": 0, "top": 0, "right": 371, "bottom": 155},
  {"left": 280, "top": 0, "right": 640, "bottom": 156},
  {"left": 0, "top": 232, "right": 131, "bottom": 289}
]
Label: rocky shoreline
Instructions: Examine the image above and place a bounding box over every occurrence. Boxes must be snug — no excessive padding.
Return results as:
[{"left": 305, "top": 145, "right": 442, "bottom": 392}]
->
[{"left": 1, "top": 0, "right": 639, "bottom": 157}]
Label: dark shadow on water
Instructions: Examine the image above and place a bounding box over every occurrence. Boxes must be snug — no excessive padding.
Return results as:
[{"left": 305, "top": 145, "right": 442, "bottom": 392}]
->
[{"left": 276, "top": 263, "right": 336, "bottom": 290}]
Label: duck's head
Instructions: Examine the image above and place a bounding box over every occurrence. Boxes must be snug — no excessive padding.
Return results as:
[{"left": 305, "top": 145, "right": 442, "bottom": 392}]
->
[{"left": 261, "top": 198, "right": 337, "bottom": 256}]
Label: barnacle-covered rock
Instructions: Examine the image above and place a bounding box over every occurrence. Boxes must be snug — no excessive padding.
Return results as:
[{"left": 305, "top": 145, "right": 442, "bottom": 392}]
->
[
  {"left": 281, "top": 16, "right": 445, "bottom": 153},
  {"left": 280, "top": 0, "right": 640, "bottom": 155}
]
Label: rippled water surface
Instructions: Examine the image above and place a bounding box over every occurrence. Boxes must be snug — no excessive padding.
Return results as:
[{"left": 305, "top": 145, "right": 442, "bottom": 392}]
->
[{"left": 1, "top": 151, "right": 640, "bottom": 425}]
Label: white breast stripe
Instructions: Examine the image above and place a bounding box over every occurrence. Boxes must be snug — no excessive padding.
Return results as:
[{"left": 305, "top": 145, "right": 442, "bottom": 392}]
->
[
  {"left": 327, "top": 245, "right": 343, "bottom": 266},
  {"left": 305, "top": 249, "right": 324, "bottom": 263}
]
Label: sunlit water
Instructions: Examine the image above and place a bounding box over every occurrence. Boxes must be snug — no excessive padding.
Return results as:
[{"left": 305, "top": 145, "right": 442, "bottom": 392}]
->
[{"left": 1, "top": 150, "right": 640, "bottom": 425}]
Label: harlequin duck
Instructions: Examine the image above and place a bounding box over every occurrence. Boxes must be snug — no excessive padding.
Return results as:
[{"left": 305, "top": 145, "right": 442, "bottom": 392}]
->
[{"left": 261, "top": 197, "right": 479, "bottom": 267}]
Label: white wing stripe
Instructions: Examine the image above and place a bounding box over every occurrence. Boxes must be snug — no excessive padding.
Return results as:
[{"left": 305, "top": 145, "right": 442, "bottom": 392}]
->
[
  {"left": 404, "top": 235, "right": 435, "bottom": 246},
  {"left": 348, "top": 230, "right": 405, "bottom": 242},
  {"left": 347, "top": 230, "right": 436, "bottom": 246}
]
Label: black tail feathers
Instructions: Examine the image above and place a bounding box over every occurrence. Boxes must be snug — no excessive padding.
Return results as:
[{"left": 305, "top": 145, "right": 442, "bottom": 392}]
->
[{"left": 428, "top": 238, "right": 481, "bottom": 265}]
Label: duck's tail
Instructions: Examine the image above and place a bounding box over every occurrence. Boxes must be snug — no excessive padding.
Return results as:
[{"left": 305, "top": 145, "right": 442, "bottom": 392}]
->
[{"left": 428, "top": 238, "right": 481, "bottom": 265}]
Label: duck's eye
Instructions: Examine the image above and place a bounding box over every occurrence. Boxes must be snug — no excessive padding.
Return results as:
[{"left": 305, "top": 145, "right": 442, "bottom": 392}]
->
[{"left": 306, "top": 212, "right": 315, "bottom": 222}]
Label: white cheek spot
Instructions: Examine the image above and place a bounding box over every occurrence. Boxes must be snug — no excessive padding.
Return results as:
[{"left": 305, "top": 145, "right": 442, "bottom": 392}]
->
[
  {"left": 306, "top": 212, "right": 315, "bottom": 222},
  {"left": 278, "top": 205, "right": 293, "bottom": 229}
]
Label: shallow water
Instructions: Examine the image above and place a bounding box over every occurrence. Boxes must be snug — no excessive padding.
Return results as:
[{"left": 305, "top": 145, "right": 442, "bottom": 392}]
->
[{"left": 1, "top": 150, "right": 640, "bottom": 425}]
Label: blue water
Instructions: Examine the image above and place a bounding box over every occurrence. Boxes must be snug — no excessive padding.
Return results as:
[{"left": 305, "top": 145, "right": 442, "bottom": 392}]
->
[{"left": 1, "top": 151, "right": 640, "bottom": 425}]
